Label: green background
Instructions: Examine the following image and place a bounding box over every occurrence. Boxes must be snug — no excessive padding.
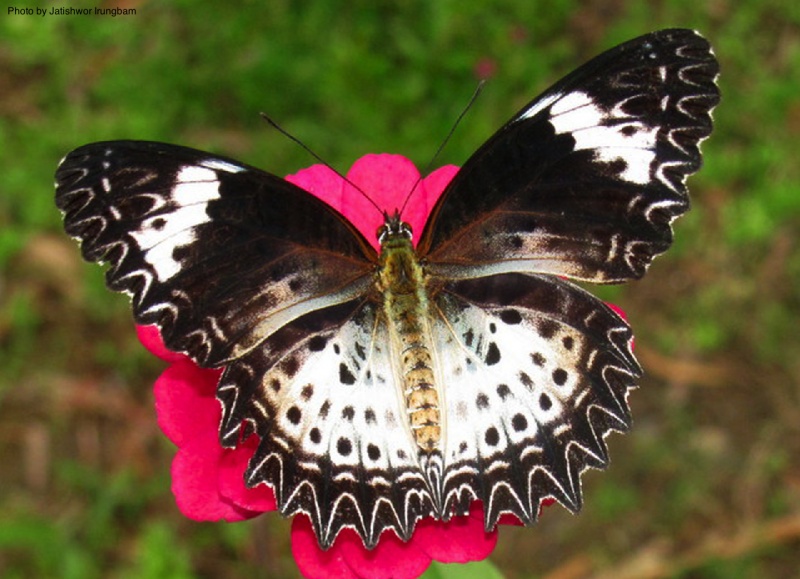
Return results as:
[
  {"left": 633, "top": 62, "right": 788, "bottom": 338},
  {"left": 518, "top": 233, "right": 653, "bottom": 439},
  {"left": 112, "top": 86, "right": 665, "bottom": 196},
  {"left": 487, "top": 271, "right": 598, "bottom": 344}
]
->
[{"left": 2, "top": 1, "right": 799, "bottom": 577}]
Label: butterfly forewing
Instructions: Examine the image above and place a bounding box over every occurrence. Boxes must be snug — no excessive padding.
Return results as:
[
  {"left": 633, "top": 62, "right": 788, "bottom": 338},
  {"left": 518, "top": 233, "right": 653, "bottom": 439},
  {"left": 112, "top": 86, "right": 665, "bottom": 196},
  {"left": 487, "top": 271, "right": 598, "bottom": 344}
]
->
[
  {"left": 55, "top": 29, "right": 719, "bottom": 552},
  {"left": 420, "top": 29, "right": 719, "bottom": 283},
  {"left": 55, "top": 141, "right": 376, "bottom": 366}
]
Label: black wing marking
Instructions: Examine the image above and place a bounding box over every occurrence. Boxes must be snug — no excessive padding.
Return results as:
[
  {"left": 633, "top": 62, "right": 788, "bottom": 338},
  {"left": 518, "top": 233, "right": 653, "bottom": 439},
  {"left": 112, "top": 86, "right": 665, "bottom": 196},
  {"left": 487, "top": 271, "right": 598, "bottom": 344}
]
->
[
  {"left": 420, "top": 29, "right": 720, "bottom": 283},
  {"left": 55, "top": 141, "right": 376, "bottom": 366}
]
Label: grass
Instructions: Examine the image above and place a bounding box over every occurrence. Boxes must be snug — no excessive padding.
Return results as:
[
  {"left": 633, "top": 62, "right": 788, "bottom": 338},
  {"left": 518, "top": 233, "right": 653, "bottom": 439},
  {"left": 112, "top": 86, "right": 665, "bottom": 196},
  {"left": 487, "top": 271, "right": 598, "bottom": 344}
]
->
[{"left": 2, "top": 0, "right": 799, "bottom": 577}]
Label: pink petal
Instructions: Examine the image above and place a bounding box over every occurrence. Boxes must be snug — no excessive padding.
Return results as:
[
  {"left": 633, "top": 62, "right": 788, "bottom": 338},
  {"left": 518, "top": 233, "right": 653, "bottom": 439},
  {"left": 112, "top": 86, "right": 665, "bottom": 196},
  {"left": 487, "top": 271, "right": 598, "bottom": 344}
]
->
[
  {"left": 414, "top": 504, "right": 496, "bottom": 563},
  {"left": 497, "top": 513, "right": 524, "bottom": 526},
  {"left": 402, "top": 164, "right": 459, "bottom": 243},
  {"left": 496, "top": 496, "right": 556, "bottom": 528},
  {"left": 136, "top": 324, "right": 185, "bottom": 364},
  {"left": 286, "top": 164, "right": 346, "bottom": 214},
  {"left": 338, "top": 528, "right": 432, "bottom": 579},
  {"left": 286, "top": 159, "right": 386, "bottom": 249},
  {"left": 218, "top": 435, "right": 278, "bottom": 513},
  {"left": 291, "top": 516, "right": 360, "bottom": 579},
  {"left": 171, "top": 428, "right": 256, "bottom": 522},
  {"left": 154, "top": 360, "right": 222, "bottom": 447},
  {"left": 345, "top": 154, "right": 421, "bottom": 236},
  {"left": 540, "top": 497, "right": 556, "bottom": 512},
  {"left": 606, "top": 303, "right": 628, "bottom": 321},
  {"left": 291, "top": 516, "right": 432, "bottom": 579}
]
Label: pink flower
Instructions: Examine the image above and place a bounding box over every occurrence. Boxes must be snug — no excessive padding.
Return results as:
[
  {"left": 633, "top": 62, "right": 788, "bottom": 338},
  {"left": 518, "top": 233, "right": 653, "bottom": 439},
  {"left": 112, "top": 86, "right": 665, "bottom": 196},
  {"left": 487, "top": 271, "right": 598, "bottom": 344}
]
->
[{"left": 142, "top": 154, "right": 625, "bottom": 577}]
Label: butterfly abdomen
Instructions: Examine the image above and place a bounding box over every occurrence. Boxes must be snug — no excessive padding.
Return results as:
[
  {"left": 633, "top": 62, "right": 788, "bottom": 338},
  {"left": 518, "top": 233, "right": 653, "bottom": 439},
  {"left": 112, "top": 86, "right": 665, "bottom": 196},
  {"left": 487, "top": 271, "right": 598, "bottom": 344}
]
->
[{"left": 377, "top": 222, "right": 441, "bottom": 453}]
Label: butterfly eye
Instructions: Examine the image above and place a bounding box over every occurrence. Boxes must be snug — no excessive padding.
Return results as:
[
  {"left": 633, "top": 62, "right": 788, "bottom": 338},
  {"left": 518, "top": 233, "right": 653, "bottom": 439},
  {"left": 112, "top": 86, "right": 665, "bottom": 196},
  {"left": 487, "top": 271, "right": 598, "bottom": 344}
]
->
[{"left": 376, "top": 224, "right": 389, "bottom": 244}]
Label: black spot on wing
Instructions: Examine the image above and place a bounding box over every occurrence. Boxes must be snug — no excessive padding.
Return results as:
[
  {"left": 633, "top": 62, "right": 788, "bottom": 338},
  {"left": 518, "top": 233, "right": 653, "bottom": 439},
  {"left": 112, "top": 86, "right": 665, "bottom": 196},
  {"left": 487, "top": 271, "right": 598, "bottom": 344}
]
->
[
  {"left": 339, "top": 363, "right": 356, "bottom": 385},
  {"left": 286, "top": 406, "right": 301, "bottom": 425},
  {"left": 320, "top": 400, "right": 331, "bottom": 418},
  {"left": 301, "top": 384, "right": 314, "bottom": 400},
  {"left": 553, "top": 368, "right": 568, "bottom": 386},
  {"left": 496, "top": 383, "right": 511, "bottom": 400},
  {"left": 367, "top": 444, "right": 381, "bottom": 461},
  {"left": 463, "top": 328, "right": 475, "bottom": 347},
  {"left": 354, "top": 342, "right": 366, "bottom": 360},
  {"left": 280, "top": 355, "right": 300, "bottom": 378},
  {"left": 537, "top": 319, "right": 558, "bottom": 340},
  {"left": 500, "top": 309, "right": 522, "bottom": 324},
  {"left": 485, "top": 342, "right": 501, "bottom": 365},
  {"left": 337, "top": 437, "right": 353, "bottom": 456},
  {"left": 308, "top": 335, "right": 327, "bottom": 352}
]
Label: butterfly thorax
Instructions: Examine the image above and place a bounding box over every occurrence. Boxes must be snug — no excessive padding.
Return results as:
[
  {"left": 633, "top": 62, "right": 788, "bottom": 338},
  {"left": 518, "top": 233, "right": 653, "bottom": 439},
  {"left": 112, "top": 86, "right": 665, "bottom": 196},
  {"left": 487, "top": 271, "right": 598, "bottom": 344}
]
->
[{"left": 376, "top": 216, "right": 441, "bottom": 453}]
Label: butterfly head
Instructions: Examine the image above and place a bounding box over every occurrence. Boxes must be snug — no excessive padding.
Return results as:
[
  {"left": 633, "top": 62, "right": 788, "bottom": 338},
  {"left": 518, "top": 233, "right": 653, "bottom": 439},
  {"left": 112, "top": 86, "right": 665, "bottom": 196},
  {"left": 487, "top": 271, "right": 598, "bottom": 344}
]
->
[{"left": 376, "top": 210, "right": 413, "bottom": 248}]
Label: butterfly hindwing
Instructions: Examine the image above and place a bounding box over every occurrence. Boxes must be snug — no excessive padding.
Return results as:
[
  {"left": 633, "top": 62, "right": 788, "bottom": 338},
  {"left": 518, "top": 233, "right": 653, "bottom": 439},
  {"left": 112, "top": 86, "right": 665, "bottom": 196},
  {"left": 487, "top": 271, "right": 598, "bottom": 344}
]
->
[
  {"left": 421, "top": 29, "right": 720, "bottom": 283},
  {"left": 217, "top": 297, "right": 436, "bottom": 548},
  {"left": 431, "top": 274, "right": 639, "bottom": 527},
  {"left": 55, "top": 141, "right": 376, "bottom": 366}
]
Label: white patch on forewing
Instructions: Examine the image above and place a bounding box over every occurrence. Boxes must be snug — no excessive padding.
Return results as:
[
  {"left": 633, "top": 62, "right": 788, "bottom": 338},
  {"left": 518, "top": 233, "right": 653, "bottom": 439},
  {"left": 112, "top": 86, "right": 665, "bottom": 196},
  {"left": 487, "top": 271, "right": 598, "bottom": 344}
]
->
[
  {"left": 545, "top": 91, "right": 658, "bottom": 185},
  {"left": 129, "top": 165, "right": 221, "bottom": 280}
]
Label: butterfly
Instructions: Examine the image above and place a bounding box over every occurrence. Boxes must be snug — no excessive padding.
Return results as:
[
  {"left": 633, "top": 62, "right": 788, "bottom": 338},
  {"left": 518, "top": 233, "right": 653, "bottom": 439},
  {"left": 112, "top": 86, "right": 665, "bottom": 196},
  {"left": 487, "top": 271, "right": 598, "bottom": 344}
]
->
[{"left": 55, "top": 29, "right": 719, "bottom": 549}]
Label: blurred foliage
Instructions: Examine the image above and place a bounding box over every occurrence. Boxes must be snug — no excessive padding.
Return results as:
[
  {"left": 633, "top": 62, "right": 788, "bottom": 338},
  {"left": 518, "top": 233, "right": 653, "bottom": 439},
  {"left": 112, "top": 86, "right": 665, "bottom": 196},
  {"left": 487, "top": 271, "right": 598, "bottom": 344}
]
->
[{"left": 2, "top": 0, "right": 799, "bottom": 578}]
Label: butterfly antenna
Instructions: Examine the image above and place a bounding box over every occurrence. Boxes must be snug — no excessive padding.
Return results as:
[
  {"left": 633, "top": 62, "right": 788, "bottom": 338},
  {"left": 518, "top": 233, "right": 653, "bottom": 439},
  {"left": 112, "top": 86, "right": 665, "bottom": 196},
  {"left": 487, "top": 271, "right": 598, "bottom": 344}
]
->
[
  {"left": 259, "top": 112, "right": 383, "bottom": 214},
  {"left": 399, "top": 81, "right": 485, "bottom": 217}
]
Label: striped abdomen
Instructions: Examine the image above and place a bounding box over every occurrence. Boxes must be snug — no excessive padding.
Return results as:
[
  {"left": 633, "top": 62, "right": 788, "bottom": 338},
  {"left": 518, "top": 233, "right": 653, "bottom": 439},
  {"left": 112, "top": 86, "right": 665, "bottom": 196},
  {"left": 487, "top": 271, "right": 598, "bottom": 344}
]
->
[{"left": 377, "top": 217, "right": 441, "bottom": 452}]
